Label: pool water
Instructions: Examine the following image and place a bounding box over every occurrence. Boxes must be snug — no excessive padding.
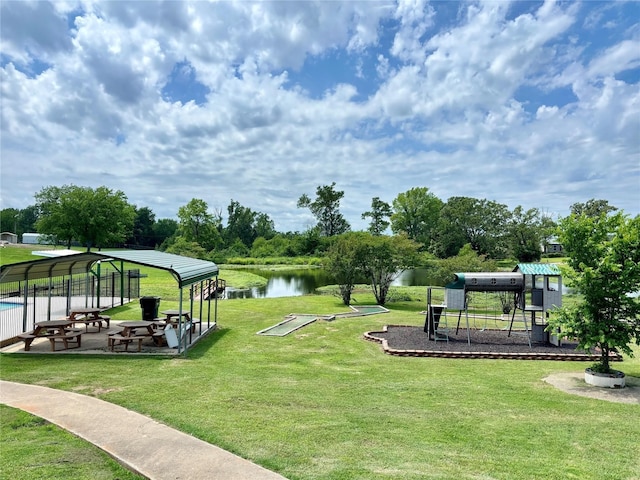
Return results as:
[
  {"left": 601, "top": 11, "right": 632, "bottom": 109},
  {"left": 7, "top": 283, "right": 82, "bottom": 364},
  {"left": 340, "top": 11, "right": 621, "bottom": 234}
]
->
[{"left": 0, "top": 301, "right": 22, "bottom": 311}]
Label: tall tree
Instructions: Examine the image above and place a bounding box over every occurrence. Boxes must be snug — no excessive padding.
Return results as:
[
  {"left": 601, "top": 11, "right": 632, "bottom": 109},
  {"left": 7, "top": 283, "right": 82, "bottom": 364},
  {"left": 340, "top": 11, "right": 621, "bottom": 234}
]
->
[
  {"left": 570, "top": 199, "right": 617, "bottom": 218},
  {"left": 324, "top": 232, "right": 369, "bottom": 305},
  {"left": 360, "top": 234, "right": 421, "bottom": 306},
  {"left": 130, "top": 206, "right": 156, "bottom": 247},
  {"left": 297, "top": 182, "right": 350, "bottom": 236},
  {"left": 0, "top": 208, "right": 20, "bottom": 234},
  {"left": 177, "top": 198, "right": 223, "bottom": 251},
  {"left": 155, "top": 218, "right": 179, "bottom": 249},
  {"left": 506, "top": 206, "right": 543, "bottom": 262},
  {"left": 254, "top": 212, "right": 276, "bottom": 241},
  {"left": 34, "top": 185, "right": 76, "bottom": 247},
  {"left": 35, "top": 185, "right": 135, "bottom": 250},
  {"left": 362, "top": 197, "right": 392, "bottom": 235},
  {"left": 390, "top": 187, "right": 443, "bottom": 248},
  {"left": 549, "top": 211, "right": 640, "bottom": 373},
  {"left": 433, "top": 197, "right": 509, "bottom": 258}
]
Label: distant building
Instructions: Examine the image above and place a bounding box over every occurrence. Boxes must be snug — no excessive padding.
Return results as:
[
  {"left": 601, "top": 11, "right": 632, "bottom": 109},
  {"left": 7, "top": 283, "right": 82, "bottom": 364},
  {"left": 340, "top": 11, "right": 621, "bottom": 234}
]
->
[
  {"left": 0, "top": 232, "right": 18, "bottom": 244},
  {"left": 544, "top": 237, "right": 563, "bottom": 254},
  {"left": 21, "top": 233, "right": 53, "bottom": 245}
]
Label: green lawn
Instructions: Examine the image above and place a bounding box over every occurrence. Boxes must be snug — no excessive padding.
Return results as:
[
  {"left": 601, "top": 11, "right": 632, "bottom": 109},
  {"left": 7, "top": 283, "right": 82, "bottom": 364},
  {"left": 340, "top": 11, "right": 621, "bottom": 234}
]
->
[
  {"left": 1, "top": 247, "right": 638, "bottom": 479},
  {"left": 2, "top": 293, "right": 640, "bottom": 480},
  {"left": 0, "top": 405, "right": 143, "bottom": 480}
]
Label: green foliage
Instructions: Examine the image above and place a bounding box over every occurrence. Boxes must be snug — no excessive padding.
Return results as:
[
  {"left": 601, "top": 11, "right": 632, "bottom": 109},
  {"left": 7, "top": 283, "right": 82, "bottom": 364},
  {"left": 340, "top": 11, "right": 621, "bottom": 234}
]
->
[
  {"left": 128, "top": 206, "right": 156, "bottom": 247},
  {"left": 548, "top": 211, "right": 640, "bottom": 373},
  {"left": 428, "top": 244, "right": 498, "bottom": 285},
  {"left": 433, "top": 196, "right": 510, "bottom": 258},
  {"left": 325, "top": 232, "right": 422, "bottom": 305},
  {"left": 177, "top": 198, "right": 223, "bottom": 250},
  {"left": 1, "top": 297, "right": 639, "bottom": 480},
  {"left": 164, "top": 237, "right": 209, "bottom": 260},
  {"left": 35, "top": 185, "right": 135, "bottom": 250},
  {"left": 297, "top": 182, "right": 350, "bottom": 236},
  {"left": 324, "top": 232, "right": 369, "bottom": 305},
  {"left": 362, "top": 196, "right": 392, "bottom": 235},
  {"left": 506, "top": 205, "right": 544, "bottom": 262},
  {"left": 390, "top": 187, "right": 442, "bottom": 248}
]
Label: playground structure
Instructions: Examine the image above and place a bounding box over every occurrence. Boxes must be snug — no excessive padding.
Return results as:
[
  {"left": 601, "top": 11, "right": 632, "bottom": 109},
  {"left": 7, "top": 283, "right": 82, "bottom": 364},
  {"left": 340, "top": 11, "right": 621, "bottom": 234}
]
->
[{"left": 425, "top": 264, "right": 563, "bottom": 348}]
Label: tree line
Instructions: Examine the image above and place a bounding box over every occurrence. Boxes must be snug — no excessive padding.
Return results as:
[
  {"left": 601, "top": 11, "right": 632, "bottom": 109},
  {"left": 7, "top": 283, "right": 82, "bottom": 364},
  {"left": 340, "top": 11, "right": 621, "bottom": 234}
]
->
[{"left": 0, "top": 183, "right": 619, "bottom": 264}]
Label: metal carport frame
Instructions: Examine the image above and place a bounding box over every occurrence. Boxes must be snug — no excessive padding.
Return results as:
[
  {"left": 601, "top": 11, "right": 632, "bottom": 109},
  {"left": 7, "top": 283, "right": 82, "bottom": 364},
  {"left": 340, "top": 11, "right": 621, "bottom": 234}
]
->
[{"left": 0, "top": 250, "right": 220, "bottom": 354}]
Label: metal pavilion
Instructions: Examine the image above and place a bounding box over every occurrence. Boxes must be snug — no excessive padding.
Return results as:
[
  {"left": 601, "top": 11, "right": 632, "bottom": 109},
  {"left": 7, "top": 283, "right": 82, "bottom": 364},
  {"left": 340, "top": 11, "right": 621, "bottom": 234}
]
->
[{"left": 0, "top": 250, "right": 220, "bottom": 354}]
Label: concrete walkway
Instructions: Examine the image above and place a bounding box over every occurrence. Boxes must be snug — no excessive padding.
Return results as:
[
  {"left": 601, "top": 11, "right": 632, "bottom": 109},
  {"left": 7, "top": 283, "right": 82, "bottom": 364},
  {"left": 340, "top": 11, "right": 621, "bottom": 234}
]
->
[{"left": 0, "top": 380, "right": 287, "bottom": 480}]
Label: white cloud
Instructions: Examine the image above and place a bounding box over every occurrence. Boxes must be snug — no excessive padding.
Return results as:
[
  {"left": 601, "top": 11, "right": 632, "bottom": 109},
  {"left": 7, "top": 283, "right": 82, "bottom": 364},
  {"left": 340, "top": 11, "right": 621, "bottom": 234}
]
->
[{"left": 1, "top": 0, "right": 638, "bottom": 232}]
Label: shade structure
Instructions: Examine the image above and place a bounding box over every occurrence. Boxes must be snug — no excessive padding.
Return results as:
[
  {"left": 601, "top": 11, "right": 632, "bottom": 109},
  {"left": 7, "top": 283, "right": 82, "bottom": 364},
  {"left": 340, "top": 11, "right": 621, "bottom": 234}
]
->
[{"left": 0, "top": 250, "right": 218, "bottom": 289}]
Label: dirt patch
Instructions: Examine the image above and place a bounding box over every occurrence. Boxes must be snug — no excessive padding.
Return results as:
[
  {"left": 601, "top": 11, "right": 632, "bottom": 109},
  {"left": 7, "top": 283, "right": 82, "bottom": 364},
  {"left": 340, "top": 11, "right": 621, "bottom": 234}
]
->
[{"left": 543, "top": 372, "right": 640, "bottom": 404}]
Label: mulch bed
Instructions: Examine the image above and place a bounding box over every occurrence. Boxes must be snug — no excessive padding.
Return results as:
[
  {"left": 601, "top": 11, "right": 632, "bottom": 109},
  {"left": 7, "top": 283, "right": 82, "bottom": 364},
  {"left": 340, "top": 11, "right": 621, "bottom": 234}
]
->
[{"left": 364, "top": 325, "right": 622, "bottom": 361}]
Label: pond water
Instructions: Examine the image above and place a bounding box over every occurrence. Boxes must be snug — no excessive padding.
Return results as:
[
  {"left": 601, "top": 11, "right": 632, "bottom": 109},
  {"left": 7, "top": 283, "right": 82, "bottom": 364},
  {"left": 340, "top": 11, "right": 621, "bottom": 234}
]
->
[{"left": 225, "top": 267, "right": 437, "bottom": 299}]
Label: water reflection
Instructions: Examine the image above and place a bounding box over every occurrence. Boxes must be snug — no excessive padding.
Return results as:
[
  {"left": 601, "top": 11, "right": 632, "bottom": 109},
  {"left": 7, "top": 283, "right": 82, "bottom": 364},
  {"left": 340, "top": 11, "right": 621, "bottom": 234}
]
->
[
  {"left": 225, "top": 268, "right": 336, "bottom": 299},
  {"left": 225, "top": 267, "right": 436, "bottom": 299}
]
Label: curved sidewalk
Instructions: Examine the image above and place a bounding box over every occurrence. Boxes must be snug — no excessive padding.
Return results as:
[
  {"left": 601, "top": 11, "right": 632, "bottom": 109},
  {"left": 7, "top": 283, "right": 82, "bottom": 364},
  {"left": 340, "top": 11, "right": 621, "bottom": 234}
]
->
[{"left": 0, "top": 380, "right": 287, "bottom": 480}]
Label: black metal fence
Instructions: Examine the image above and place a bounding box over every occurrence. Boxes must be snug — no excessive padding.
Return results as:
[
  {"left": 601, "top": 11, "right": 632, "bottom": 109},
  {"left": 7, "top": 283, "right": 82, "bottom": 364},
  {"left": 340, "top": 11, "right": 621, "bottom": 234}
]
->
[{"left": 0, "top": 268, "right": 141, "bottom": 343}]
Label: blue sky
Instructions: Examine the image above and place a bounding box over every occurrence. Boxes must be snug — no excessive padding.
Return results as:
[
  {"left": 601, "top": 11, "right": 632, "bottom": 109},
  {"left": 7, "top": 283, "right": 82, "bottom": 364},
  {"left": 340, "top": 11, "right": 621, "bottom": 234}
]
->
[{"left": 1, "top": 0, "right": 638, "bottom": 232}]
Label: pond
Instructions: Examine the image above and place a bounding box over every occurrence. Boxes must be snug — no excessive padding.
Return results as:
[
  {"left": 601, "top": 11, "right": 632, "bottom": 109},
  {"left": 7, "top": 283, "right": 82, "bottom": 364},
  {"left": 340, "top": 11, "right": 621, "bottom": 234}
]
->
[{"left": 224, "top": 267, "right": 438, "bottom": 299}]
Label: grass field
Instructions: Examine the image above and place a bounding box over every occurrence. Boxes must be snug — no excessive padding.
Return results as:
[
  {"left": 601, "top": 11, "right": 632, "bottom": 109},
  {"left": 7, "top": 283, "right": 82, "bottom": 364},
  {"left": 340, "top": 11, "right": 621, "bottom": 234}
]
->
[{"left": 1, "top": 246, "right": 638, "bottom": 479}]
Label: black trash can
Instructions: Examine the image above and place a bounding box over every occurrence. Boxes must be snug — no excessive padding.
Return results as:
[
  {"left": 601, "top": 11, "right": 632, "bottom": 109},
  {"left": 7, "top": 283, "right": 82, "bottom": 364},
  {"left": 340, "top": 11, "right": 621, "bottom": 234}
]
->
[{"left": 140, "top": 296, "right": 161, "bottom": 320}]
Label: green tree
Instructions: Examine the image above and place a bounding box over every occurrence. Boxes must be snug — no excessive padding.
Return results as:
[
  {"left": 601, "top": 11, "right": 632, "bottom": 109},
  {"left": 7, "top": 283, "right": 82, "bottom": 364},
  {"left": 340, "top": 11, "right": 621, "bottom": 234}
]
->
[
  {"left": 390, "top": 187, "right": 443, "bottom": 248},
  {"left": 360, "top": 234, "right": 422, "bottom": 306},
  {"left": 362, "top": 197, "right": 392, "bottom": 235},
  {"left": 130, "top": 206, "right": 156, "bottom": 247},
  {"left": 548, "top": 211, "right": 640, "bottom": 373},
  {"left": 34, "top": 185, "right": 76, "bottom": 247},
  {"left": 570, "top": 199, "right": 617, "bottom": 218},
  {"left": 325, "top": 232, "right": 369, "bottom": 305},
  {"left": 224, "top": 200, "right": 276, "bottom": 249},
  {"left": 177, "top": 199, "right": 223, "bottom": 251},
  {"left": 16, "top": 205, "right": 38, "bottom": 238},
  {"left": 164, "top": 237, "right": 209, "bottom": 260},
  {"left": 297, "top": 182, "right": 350, "bottom": 236},
  {"left": 254, "top": 212, "right": 276, "bottom": 240},
  {"left": 428, "top": 244, "right": 497, "bottom": 286},
  {"left": 155, "top": 218, "right": 179, "bottom": 249},
  {"left": 506, "top": 206, "right": 543, "bottom": 262},
  {"left": 35, "top": 185, "right": 135, "bottom": 250},
  {"left": 433, "top": 197, "right": 509, "bottom": 258},
  {"left": 0, "top": 208, "right": 20, "bottom": 236}
]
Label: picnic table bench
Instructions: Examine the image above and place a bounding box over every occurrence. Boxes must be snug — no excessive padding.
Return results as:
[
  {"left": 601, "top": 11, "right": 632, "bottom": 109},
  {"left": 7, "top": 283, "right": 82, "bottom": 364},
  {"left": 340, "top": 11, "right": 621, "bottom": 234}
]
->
[
  {"left": 48, "top": 332, "right": 82, "bottom": 351},
  {"left": 68, "top": 314, "right": 111, "bottom": 332},
  {"left": 17, "top": 320, "right": 79, "bottom": 351},
  {"left": 18, "top": 330, "right": 82, "bottom": 352},
  {"left": 107, "top": 333, "right": 146, "bottom": 352}
]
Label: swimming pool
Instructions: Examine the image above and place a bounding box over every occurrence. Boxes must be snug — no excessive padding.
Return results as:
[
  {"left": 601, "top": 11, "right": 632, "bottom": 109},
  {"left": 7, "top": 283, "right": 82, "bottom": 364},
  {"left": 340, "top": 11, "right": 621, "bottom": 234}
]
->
[{"left": 0, "top": 301, "right": 22, "bottom": 311}]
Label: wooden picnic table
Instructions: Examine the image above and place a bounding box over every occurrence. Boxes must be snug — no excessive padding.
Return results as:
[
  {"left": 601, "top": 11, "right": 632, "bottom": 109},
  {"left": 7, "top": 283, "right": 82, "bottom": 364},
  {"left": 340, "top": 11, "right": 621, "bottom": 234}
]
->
[
  {"left": 108, "top": 321, "right": 164, "bottom": 352},
  {"left": 18, "top": 320, "right": 81, "bottom": 352},
  {"left": 68, "top": 307, "right": 102, "bottom": 320},
  {"left": 67, "top": 307, "right": 110, "bottom": 331},
  {"left": 161, "top": 310, "right": 191, "bottom": 323}
]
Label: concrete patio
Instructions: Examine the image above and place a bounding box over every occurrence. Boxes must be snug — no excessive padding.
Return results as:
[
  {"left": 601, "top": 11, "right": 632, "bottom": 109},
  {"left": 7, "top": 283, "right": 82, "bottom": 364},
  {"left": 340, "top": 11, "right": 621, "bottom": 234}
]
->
[{"left": 0, "top": 319, "right": 216, "bottom": 356}]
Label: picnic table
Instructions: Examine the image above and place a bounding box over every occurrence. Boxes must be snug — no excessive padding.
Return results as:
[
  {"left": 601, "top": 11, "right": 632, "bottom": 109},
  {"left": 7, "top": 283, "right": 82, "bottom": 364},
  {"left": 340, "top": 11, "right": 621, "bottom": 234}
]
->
[
  {"left": 108, "top": 321, "right": 164, "bottom": 352},
  {"left": 68, "top": 307, "right": 110, "bottom": 332},
  {"left": 18, "top": 320, "right": 82, "bottom": 352},
  {"left": 160, "top": 310, "right": 199, "bottom": 333}
]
